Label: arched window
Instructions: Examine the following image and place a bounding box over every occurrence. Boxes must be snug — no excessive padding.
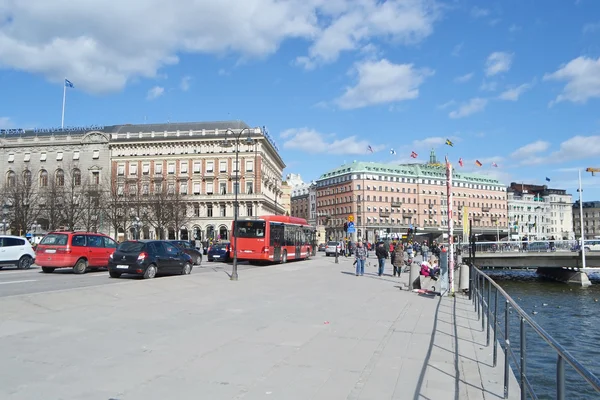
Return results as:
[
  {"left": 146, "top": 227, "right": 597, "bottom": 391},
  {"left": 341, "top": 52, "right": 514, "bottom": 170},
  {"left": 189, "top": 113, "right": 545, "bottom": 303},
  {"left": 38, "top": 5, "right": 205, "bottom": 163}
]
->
[
  {"left": 23, "top": 170, "right": 32, "bottom": 184},
  {"left": 72, "top": 168, "right": 81, "bottom": 186},
  {"left": 56, "top": 169, "right": 65, "bottom": 187},
  {"left": 6, "top": 171, "right": 16, "bottom": 187},
  {"left": 39, "top": 169, "right": 48, "bottom": 187}
]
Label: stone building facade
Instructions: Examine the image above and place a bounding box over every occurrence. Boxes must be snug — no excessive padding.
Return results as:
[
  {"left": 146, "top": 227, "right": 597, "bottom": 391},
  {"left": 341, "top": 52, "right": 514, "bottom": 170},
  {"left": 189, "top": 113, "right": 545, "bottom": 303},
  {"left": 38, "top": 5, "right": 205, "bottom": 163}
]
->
[
  {"left": 573, "top": 201, "right": 600, "bottom": 239},
  {"left": 316, "top": 151, "right": 508, "bottom": 242},
  {"left": 507, "top": 183, "right": 573, "bottom": 240},
  {"left": 108, "top": 121, "right": 285, "bottom": 241}
]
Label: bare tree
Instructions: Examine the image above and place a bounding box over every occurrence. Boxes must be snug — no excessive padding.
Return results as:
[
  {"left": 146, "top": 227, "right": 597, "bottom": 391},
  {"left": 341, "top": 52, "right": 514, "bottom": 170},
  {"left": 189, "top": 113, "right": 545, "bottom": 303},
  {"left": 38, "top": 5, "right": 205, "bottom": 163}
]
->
[
  {"left": 39, "top": 173, "right": 65, "bottom": 231},
  {"left": 61, "top": 166, "right": 88, "bottom": 231},
  {"left": 1, "top": 169, "right": 42, "bottom": 235},
  {"left": 80, "top": 183, "right": 105, "bottom": 232},
  {"left": 144, "top": 178, "right": 172, "bottom": 239},
  {"left": 103, "top": 178, "right": 128, "bottom": 240},
  {"left": 166, "top": 180, "right": 193, "bottom": 240}
]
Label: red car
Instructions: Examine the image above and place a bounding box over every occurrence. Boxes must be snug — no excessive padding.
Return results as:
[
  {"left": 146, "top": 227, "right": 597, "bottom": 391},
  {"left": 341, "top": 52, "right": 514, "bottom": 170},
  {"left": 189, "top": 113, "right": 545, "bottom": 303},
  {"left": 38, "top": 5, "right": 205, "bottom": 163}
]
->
[{"left": 35, "top": 231, "right": 118, "bottom": 274}]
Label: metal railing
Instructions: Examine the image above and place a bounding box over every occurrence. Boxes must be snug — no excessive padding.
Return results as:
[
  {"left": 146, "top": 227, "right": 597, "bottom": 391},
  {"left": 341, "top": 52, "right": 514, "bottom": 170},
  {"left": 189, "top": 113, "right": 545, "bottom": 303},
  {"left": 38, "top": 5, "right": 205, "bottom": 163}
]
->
[
  {"left": 469, "top": 265, "right": 600, "bottom": 399},
  {"left": 463, "top": 239, "right": 577, "bottom": 254}
]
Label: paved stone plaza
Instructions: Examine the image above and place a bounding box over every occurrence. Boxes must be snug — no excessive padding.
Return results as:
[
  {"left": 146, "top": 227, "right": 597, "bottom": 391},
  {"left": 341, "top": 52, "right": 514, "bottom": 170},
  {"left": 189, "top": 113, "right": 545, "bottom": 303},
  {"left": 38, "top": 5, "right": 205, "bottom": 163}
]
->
[{"left": 0, "top": 255, "right": 519, "bottom": 399}]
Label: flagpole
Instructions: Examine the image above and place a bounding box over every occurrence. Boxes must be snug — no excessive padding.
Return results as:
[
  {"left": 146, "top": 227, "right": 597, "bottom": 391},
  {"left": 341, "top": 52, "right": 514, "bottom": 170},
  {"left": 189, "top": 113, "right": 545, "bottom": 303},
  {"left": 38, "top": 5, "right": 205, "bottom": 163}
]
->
[
  {"left": 61, "top": 79, "right": 67, "bottom": 129},
  {"left": 446, "top": 156, "right": 454, "bottom": 296}
]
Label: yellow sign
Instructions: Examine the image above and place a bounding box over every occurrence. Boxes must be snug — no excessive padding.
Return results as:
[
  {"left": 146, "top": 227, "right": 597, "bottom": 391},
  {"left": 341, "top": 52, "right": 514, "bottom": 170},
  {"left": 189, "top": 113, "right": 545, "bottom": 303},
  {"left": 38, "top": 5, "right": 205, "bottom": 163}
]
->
[
  {"left": 348, "top": 215, "right": 354, "bottom": 222},
  {"left": 462, "top": 207, "right": 470, "bottom": 239}
]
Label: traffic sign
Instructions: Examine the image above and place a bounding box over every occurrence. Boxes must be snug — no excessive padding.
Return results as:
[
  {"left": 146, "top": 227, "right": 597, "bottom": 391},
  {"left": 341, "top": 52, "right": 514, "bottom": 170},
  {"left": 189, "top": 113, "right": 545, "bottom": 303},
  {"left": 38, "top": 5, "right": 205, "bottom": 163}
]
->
[
  {"left": 348, "top": 215, "right": 354, "bottom": 222},
  {"left": 347, "top": 227, "right": 356, "bottom": 234},
  {"left": 347, "top": 222, "right": 355, "bottom": 229}
]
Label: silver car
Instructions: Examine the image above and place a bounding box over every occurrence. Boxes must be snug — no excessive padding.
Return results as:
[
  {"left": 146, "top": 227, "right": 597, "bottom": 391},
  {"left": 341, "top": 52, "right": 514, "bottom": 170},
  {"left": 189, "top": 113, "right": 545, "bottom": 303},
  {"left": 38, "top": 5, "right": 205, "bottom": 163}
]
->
[{"left": 325, "top": 241, "right": 342, "bottom": 257}]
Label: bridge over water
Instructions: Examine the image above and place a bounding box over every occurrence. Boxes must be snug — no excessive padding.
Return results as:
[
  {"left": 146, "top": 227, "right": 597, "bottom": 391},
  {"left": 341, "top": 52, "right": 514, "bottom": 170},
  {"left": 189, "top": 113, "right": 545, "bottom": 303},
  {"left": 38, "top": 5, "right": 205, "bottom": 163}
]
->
[{"left": 468, "top": 252, "right": 600, "bottom": 286}]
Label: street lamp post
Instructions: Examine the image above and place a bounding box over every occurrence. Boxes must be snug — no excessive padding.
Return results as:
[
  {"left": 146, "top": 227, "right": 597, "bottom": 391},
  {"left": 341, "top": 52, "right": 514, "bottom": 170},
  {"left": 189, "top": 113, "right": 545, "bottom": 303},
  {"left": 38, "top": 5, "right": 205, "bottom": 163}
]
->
[
  {"left": 223, "top": 128, "right": 254, "bottom": 281},
  {"left": 578, "top": 169, "right": 586, "bottom": 269}
]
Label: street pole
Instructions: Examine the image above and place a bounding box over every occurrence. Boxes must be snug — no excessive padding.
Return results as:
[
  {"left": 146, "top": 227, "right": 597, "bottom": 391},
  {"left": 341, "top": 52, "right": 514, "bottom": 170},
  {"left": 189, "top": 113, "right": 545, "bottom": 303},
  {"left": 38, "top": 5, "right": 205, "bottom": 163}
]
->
[
  {"left": 578, "top": 169, "right": 586, "bottom": 269},
  {"left": 445, "top": 156, "right": 455, "bottom": 296},
  {"left": 226, "top": 127, "right": 252, "bottom": 281}
]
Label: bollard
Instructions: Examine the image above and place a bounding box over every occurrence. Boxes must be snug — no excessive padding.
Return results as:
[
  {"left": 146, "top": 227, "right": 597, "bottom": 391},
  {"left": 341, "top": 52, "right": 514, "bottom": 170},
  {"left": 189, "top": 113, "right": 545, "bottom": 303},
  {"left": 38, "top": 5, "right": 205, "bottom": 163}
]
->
[
  {"left": 409, "top": 261, "right": 420, "bottom": 290},
  {"left": 440, "top": 249, "right": 449, "bottom": 293},
  {"left": 335, "top": 249, "right": 339, "bottom": 264},
  {"left": 459, "top": 264, "right": 470, "bottom": 291}
]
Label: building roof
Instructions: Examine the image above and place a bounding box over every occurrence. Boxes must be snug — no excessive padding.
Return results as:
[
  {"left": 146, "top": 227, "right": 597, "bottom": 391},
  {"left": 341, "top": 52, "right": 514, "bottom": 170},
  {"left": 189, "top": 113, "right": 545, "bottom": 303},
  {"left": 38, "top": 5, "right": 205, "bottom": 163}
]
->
[
  {"left": 508, "top": 182, "right": 568, "bottom": 196},
  {"left": 573, "top": 200, "right": 600, "bottom": 208},
  {"left": 3, "top": 120, "right": 251, "bottom": 138},
  {"left": 317, "top": 160, "right": 504, "bottom": 186}
]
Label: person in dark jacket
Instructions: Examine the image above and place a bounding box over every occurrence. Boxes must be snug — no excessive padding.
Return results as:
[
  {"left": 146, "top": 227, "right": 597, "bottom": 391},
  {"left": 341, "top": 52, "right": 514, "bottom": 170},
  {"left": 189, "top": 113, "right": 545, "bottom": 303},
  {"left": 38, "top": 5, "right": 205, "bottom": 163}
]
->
[
  {"left": 391, "top": 243, "right": 404, "bottom": 277},
  {"left": 375, "top": 242, "right": 389, "bottom": 276}
]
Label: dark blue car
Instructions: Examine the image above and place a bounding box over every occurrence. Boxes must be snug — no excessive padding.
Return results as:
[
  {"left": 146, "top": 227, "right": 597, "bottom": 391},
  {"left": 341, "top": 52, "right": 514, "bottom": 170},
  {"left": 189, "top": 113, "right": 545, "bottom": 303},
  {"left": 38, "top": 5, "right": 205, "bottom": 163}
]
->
[{"left": 207, "top": 242, "right": 230, "bottom": 262}]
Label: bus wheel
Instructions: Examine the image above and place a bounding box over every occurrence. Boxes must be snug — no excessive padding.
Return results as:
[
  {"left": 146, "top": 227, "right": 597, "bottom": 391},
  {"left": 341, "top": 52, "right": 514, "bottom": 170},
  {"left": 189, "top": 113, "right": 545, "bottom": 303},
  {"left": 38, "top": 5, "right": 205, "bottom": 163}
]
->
[{"left": 281, "top": 250, "right": 288, "bottom": 264}]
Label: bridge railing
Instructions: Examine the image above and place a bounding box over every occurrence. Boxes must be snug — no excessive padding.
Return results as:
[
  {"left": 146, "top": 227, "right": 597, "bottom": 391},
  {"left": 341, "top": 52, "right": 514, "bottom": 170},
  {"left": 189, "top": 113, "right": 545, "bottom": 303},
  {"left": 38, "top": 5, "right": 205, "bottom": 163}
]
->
[
  {"left": 460, "top": 240, "right": 577, "bottom": 254},
  {"left": 470, "top": 265, "right": 600, "bottom": 399}
]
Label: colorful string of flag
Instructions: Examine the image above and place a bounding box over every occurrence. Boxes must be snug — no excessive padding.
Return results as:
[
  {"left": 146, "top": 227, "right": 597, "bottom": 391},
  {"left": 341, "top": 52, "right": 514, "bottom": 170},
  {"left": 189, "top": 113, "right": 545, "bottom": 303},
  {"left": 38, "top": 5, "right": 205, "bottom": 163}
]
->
[{"left": 366, "top": 138, "right": 501, "bottom": 169}]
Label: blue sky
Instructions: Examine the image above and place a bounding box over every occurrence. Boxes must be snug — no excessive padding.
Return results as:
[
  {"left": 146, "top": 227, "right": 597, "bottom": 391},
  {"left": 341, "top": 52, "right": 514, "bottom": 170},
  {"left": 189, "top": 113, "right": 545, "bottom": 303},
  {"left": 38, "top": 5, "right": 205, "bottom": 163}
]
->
[{"left": 1, "top": 0, "right": 600, "bottom": 200}]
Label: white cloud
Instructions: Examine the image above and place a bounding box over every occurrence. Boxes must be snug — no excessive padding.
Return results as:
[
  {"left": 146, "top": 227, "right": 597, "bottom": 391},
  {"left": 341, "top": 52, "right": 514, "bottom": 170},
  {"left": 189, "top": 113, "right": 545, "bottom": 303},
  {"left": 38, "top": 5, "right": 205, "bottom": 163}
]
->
[
  {"left": 485, "top": 52, "right": 514, "bottom": 76},
  {"left": 334, "top": 59, "right": 434, "bottom": 109},
  {"left": 5, "top": 0, "right": 436, "bottom": 93},
  {"left": 479, "top": 81, "right": 498, "bottom": 91},
  {"left": 583, "top": 22, "right": 600, "bottom": 34},
  {"left": 180, "top": 76, "right": 192, "bottom": 91},
  {"left": 511, "top": 140, "right": 550, "bottom": 157},
  {"left": 543, "top": 56, "right": 600, "bottom": 104},
  {"left": 549, "top": 135, "right": 600, "bottom": 162},
  {"left": 0, "top": 117, "right": 13, "bottom": 128},
  {"left": 454, "top": 72, "right": 473, "bottom": 83},
  {"left": 411, "top": 136, "right": 447, "bottom": 148},
  {"left": 146, "top": 86, "right": 164, "bottom": 100},
  {"left": 451, "top": 42, "right": 463, "bottom": 57},
  {"left": 297, "top": 0, "right": 441, "bottom": 68},
  {"left": 498, "top": 82, "right": 533, "bottom": 101},
  {"left": 437, "top": 100, "right": 456, "bottom": 109},
  {"left": 448, "top": 98, "right": 487, "bottom": 119},
  {"left": 470, "top": 7, "right": 490, "bottom": 18},
  {"left": 281, "top": 127, "right": 384, "bottom": 155},
  {"left": 509, "top": 24, "right": 521, "bottom": 33}
]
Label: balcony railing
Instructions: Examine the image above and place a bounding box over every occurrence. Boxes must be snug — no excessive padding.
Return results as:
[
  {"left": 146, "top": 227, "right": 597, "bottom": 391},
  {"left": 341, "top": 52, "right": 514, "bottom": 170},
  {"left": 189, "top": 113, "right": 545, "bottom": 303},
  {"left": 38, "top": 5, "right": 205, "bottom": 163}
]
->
[
  {"left": 379, "top": 212, "right": 391, "bottom": 218},
  {"left": 482, "top": 207, "right": 491, "bottom": 212},
  {"left": 390, "top": 201, "right": 402, "bottom": 207}
]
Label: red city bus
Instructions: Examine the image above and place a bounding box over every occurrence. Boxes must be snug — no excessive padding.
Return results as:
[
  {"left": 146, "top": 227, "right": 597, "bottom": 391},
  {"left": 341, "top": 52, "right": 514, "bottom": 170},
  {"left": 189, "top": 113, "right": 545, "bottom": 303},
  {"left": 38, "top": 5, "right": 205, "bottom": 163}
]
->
[{"left": 231, "top": 215, "right": 316, "bottom": 263}]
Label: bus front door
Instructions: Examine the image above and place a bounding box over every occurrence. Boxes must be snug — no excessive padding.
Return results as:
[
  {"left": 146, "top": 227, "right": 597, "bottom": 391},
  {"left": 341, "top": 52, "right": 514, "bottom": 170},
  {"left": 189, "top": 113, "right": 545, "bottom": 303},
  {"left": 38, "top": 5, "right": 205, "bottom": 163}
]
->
[
  {"left": 271, "top": 223, "right": 284, "bottom": 262},
  {"left": 295, "top": 230, "right": 301, "bottom": 259}
]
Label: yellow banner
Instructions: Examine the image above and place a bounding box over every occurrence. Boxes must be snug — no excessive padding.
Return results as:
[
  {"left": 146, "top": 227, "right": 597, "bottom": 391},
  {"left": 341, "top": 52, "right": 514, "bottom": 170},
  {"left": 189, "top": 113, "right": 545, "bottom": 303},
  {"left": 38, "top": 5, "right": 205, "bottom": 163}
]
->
[{"left": 462, "top": 206, "right": 469, "bottom": 238}]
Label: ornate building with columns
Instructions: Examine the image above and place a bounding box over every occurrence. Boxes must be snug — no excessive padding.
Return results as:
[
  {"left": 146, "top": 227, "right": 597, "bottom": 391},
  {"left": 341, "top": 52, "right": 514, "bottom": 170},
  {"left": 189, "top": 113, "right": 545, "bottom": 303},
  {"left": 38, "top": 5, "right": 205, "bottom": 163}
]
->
[
  {"left": 108, "top": 121, "right": 285, "bottom": 241},
  {"left": 316, "top": 151, "right": 508, "bottom": 243},
  {"left": 0, "top": 121, "right": 285, "bottom": 240}
]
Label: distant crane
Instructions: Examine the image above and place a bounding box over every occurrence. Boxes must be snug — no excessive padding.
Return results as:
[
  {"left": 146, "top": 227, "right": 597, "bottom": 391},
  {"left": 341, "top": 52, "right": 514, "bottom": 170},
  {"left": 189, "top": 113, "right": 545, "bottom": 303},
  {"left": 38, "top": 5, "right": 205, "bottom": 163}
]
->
[{"left": 586, "top": 167, "right": 600, "bottom": 176}]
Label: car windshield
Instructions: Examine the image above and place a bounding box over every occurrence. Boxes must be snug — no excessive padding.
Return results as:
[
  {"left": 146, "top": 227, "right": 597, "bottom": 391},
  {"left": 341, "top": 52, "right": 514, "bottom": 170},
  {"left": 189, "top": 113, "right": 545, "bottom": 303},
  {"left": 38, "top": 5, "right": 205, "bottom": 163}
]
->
[
  {"left": 117, "top": 241, "right": 145, "bottom": 253},
  {"left": 327, "top": 241, "right": 339, "bottom": 246},
  {"left": 211, "top": 243, "right": 229, "bottom": 250},
  {"left": 40, "top": 234, "right": 68, "bottom": 246},
  {"left": 235, "top": 221, "right": 266, "bottom": 238}
]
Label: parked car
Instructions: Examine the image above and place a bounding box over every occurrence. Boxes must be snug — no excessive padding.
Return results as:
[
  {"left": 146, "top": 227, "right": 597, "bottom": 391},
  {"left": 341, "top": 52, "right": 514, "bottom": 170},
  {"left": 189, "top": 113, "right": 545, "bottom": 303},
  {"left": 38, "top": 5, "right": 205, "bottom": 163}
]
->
[
  {"left": 35, "top": 232, "right": 117, "bottom": 274},
  {"left": 169, "top": 240, "right": 202, "bottom": 265},
  {"left": 325, "top": 241, "right": 342, "bottom": 257},
  {"left": 0, "top": 235, "right": 36, "bottom": 270},
  {"left": 318, "top": 243, "right": 326, "bottom": 252},
  {"left": 108, "top": 240, "right": 193, "bottom": 279},
  {"left": 207, "top": 242, "right": 230, "bottom": 262}
]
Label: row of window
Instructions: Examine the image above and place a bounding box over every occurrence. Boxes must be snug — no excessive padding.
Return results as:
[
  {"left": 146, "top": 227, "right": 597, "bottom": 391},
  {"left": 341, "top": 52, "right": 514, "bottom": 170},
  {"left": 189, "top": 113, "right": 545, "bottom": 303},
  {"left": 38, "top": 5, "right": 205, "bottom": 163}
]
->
[
  {"left": 117, "top": 159, "right": 254, "bottom": 176},
  {"left": 5, "top": 168, "right": 92, "bottom": 187},
  {"left": 319, "top": 176, "right": 505, "bottom": 191},
  {"left": 7, "top": 150, "right": 99, "bottom": 163},
  {"left": 117, "top": 181, "right": 255, "bottom": 196}
]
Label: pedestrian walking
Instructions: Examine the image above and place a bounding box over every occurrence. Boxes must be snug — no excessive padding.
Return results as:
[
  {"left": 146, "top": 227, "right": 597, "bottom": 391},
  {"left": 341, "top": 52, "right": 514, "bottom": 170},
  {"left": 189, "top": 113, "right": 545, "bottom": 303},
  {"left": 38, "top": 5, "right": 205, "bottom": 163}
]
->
[
  {"left": 421, "top": 241, "right": 429, "bottom": 261},
  {"left": 375, "top": 242, "right": 389, "bottom": 276},
  {"left": 392, "top": 243, "right": 404, "bottom": 277},
  {"left": 354, "top": 241, "right": 367, "bottom": 276}
]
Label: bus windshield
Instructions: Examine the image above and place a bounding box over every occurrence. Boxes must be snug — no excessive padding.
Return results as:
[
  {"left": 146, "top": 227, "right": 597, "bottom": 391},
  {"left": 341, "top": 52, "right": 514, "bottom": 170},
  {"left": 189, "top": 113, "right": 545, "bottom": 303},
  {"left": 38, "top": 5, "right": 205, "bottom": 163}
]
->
[{"left": 235, "top": 221, "right": 266, "bottom": 238}]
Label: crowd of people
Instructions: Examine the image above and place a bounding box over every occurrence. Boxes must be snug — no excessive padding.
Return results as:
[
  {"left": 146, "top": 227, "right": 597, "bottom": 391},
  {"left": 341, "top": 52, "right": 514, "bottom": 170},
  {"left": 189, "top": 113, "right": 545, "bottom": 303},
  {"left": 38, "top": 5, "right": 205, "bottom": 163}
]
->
[{"left": 350, "top": 239, "right": 444, "bottom": 278}]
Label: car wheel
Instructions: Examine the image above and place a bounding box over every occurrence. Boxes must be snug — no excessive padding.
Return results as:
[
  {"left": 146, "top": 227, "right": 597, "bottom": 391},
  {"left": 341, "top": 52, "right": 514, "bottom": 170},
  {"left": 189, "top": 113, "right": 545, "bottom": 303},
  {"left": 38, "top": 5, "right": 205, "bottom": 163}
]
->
[
  {"left": 195, "top": 255, "right": 202, "bottom": 265},
  {"left": 41, "top": 267, "right": 55, "bottom": 273},
  {"left": 109, "top": 271, "right": 121, "bottom": 278},
  {"left": 18, "top": 255, "right": 33, "bottom": 270},
  {"left": 281, "top": 250, "right": 288, "bottom": 264},
  {"left": 143, "top": 264, "right": 157, "bottom": 279},
  {"left": 73, "top": 259, "right": 88, "bottom": 274},
  {"left": 181, "top": 263, "right": 192, "bottom": 275}
]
